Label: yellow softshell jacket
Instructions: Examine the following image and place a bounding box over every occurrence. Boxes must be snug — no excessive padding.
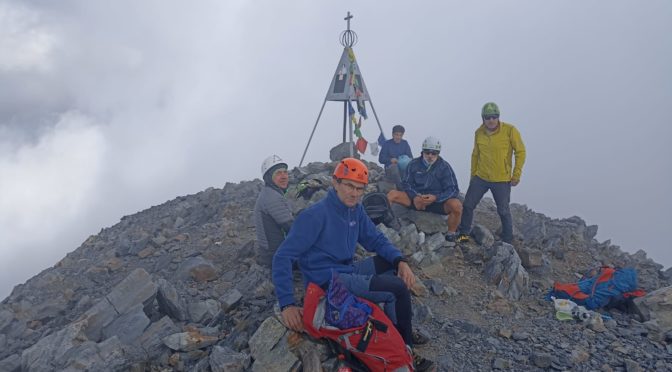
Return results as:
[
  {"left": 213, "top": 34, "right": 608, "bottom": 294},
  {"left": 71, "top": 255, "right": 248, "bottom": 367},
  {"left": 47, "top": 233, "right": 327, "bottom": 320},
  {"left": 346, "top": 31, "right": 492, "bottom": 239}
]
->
[{"left": 471, "top": 121, "right": 526, "bottom": 182}]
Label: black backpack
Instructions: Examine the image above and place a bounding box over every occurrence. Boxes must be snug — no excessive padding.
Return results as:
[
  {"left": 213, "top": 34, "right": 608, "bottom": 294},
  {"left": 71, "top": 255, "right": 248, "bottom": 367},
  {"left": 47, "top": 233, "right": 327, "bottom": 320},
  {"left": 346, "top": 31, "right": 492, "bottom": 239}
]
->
[{"left": 362, "top": 192, "right": 400, "bottom": 230}]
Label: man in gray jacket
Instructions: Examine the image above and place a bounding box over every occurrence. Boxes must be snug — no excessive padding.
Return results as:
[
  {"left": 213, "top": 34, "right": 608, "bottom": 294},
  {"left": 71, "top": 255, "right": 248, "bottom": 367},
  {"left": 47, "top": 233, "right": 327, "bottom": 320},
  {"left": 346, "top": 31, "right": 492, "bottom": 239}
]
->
[{"left": 254, "top": 155, "right": 294, "bottom": 268}]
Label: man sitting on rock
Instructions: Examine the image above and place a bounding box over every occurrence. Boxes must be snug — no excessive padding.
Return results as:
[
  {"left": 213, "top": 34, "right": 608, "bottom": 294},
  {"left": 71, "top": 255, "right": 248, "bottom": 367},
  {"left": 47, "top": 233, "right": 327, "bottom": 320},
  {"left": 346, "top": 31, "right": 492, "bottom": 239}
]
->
[
  {"left": 378, "top": 124, "right": 413, "bottom": 188},
  {"left": 272, "top": 158, "right": 435, "bottom": 372},
  {"left": 254, "top": 155, "right": 293, "bottom": 269},
  {"left": 387, "top": 136, "right": 463, "bottom": 241}
]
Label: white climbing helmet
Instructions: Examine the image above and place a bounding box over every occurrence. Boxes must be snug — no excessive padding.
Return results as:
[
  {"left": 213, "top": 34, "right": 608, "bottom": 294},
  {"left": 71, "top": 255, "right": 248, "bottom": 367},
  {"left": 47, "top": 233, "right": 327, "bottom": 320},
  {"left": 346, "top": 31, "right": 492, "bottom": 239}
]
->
[
  {"left": 261, "top": 155, "right": 288, "bottom": 178},
  {"left": 422, "top": 136, "right": 442, "bottom": 152}
]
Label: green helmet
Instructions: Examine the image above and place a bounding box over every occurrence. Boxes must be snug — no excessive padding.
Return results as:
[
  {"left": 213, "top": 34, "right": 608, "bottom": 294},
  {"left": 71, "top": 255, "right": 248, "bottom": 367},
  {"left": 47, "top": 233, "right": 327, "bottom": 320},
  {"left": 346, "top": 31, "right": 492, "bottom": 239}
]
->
[{"left": 481, "top": 102, "right": 500, "bottom": 117}]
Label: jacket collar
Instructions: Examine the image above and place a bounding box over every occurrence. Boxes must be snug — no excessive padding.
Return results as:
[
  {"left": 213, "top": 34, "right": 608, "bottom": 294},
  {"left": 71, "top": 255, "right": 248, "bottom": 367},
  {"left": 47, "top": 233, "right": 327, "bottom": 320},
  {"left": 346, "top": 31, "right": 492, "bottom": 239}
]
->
[
  {"left": 326, "top": 187, "right": 355, "bottom": 214},
  {"left": 264, "top": 181, "right": 286, "bottom": 195},
  {"left": 418, "top": 156, "right": 444, "bottom": 171},
  {"left": 479, "top": 121, "right": 502, "bottom": 135}
]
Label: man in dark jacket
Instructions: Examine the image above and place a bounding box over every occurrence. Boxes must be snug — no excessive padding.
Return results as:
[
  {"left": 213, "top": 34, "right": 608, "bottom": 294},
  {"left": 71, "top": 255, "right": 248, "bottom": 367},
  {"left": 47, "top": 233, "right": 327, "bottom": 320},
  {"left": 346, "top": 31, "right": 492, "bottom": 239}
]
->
[
  {"left": 254, "top": 155, "right": 293, "bottom": 268},
  {"left": 273, "top": 158, "right": 435, "bottom": 371},
  {"left": 387, "top": 136, "right": 463, "bottom": 241},
  {"left": 378, "top": 125, "right": 413, "bottom": 187}
]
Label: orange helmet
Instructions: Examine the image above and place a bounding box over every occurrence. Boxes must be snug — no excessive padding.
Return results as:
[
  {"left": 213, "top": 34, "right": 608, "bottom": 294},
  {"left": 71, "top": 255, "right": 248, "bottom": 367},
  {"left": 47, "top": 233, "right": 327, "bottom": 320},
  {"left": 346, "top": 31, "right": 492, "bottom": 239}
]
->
[{"left": 333, "top": 158, "right": 369, "bottom": 184}]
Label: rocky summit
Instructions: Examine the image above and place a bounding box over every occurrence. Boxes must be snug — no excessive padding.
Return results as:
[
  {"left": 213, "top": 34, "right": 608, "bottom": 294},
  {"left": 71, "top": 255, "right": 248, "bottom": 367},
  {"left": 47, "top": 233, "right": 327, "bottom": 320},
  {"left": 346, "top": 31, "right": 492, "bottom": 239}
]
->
[{"left": 1, "top": 160, "right": 671, "bottom": 372}]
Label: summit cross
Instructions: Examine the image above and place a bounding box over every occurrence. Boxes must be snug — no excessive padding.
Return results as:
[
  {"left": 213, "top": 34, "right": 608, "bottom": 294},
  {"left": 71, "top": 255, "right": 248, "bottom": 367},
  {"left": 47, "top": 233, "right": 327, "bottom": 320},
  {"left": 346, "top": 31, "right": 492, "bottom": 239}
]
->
[{"left": 344, "top": 11, "right": 353, "bottom": 31}]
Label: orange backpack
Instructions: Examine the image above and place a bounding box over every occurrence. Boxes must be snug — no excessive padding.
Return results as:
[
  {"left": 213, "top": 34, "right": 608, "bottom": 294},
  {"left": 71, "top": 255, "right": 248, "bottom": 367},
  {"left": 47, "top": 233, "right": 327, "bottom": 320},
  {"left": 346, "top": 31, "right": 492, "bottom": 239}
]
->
[{"left": 302, "top": 282, "right": 413, "bottom": 371}]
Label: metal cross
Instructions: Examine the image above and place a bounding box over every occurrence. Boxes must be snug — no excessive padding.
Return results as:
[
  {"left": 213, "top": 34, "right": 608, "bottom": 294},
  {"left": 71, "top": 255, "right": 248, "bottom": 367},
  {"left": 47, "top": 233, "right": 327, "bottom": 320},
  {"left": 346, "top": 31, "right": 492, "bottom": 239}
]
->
[{"left": 344, "top": 11, "right": 353, "bottom": 31}]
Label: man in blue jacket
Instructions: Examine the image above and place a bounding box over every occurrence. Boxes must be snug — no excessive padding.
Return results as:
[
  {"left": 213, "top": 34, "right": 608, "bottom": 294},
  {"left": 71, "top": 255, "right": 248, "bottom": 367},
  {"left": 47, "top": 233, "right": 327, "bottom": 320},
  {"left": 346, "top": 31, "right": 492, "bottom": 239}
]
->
[
  {"left": 378, "top": 125, "right": 413, "bottom": 187},
  {"left": 272, "top": 158, "right": 435, "bottom": 371},
  {"left": 387, "top": 136, "right": 463, "bottom": 241}
]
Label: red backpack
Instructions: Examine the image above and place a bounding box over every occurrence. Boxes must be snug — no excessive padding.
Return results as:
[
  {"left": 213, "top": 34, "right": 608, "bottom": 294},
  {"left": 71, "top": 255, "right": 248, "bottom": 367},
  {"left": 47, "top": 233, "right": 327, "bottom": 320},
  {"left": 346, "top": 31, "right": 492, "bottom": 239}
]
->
[{"left": 302, "top": 282, "right": 414, "bottom": 372}]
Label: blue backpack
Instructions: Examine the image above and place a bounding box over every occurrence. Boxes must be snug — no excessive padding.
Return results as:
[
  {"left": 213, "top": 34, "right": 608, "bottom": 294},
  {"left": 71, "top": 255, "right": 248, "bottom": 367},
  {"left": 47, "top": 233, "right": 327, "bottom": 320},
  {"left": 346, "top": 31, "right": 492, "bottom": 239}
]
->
[{"left": 325, "top": 271, "right": 372, "bottom": 329}]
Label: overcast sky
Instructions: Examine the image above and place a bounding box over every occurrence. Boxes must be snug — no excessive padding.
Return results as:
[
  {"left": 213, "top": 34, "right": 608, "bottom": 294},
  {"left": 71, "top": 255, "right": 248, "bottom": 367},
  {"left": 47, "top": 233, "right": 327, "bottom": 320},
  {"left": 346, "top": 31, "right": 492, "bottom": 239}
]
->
[{"left": 1, "top": 0, "right": 670, "bottom": 299}]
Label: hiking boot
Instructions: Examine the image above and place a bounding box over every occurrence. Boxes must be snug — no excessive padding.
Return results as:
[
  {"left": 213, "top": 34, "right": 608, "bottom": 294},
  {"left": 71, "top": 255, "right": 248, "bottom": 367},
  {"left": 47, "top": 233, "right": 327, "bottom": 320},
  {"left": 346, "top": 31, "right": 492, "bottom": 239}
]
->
[
  {"left": 412, "top": 328, "right": 430, "bottom": 345},
  {"left": 445, "top": 232, "right": 457, "bottom": 242},
  {"left": 456, "top": 233, "right": 470, "bottom": 243},
  {"left": 412, "top": 350, "right": 436, "bottom": 372}
]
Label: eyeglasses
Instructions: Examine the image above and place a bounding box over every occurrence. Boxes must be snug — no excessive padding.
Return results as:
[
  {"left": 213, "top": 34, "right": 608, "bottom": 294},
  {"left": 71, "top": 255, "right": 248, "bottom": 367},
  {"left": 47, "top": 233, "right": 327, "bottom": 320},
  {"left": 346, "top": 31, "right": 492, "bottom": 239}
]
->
[
  {"left": 338, "top": 179, "right": 366, "bottom": 193},
  {"left": 423, "top": 150, "right": 439, "bottom": 156},
  {"left": 483, "top": 115, "right": 499, "bottom": 120}
]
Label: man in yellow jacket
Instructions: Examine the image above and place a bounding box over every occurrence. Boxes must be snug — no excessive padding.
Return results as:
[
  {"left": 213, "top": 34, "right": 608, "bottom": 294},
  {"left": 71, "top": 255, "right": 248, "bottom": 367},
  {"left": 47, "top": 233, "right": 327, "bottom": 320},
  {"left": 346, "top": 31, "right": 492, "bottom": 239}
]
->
[{"left": 457, "top": 102, "right": 526, "bottom": 244}]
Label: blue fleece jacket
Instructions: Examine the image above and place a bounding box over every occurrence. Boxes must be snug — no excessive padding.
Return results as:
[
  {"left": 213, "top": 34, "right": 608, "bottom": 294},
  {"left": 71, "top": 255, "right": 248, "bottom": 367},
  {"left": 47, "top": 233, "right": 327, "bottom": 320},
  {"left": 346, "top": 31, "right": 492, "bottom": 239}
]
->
[
  {"left": 378, "top": 139, "right": 413, "bottom": 167},
  {"left": 272, "top": 188, "right": 403, "bottom": 308},
  {"left": 402, "top": 156, "right": 460, "bottom": 202}
]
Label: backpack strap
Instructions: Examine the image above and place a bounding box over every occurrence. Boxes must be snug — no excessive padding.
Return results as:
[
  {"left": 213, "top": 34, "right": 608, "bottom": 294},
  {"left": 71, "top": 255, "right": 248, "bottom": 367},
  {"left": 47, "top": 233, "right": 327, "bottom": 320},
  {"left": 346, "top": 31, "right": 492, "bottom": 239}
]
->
[{"left": 356, "top": 320, "right": 374, "bottom": 352}]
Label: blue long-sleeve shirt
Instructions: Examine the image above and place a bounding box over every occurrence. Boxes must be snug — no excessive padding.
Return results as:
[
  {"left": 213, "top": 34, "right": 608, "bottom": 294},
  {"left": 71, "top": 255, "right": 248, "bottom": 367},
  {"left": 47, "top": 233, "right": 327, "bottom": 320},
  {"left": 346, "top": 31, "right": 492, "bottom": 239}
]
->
[
  {"left": 272, "top": 188, "right": 403, "bottom": 308},
  {"left": 378, "top": 139, "right": 413, "bottom": 167},
  {"left": 402, "top": 157, "right": 460, "bottom": 202}
]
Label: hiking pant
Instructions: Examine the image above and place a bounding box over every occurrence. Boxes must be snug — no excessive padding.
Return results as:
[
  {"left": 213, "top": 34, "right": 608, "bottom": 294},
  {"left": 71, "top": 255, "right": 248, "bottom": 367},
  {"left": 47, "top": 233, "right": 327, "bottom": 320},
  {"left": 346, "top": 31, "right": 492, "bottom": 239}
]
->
[
  {"left": 459, "top": 176, "right": 513, "bottom": 243},
  {"left": 338, "top": 256, "right": 414, "bottom": 346}
]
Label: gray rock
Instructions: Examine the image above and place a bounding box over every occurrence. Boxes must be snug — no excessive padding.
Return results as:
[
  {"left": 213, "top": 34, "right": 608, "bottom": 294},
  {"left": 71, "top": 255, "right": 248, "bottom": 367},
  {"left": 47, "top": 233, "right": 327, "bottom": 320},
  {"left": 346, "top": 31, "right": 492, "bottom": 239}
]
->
[
  {"left": 0, "top": 354, "right": 21, "bottom": 372},
  {"left": 531, "top": 352, "right": 552, "bottom": 368},
  {"left": 248, "top": 317, "right": 288, "bottom": 359},
  {"left": 59, "top": 336, "right": 128, "bottom": 371},
  {"left": 150, "top": 235, "right": 167, "bottom": 248},
  {"left": 422, "top": 233, "right": 446, "bottom": 252},
  {"left": 570, "top": 348, "right": 590, "bottom": 364},
  {"left": 472, "top": 224, "right": 495, "bottom": 248},
  {"left": 174, "top": 216, "right": 185, "bottom": 229},
  {"left": 250, "top": 335, "right": 298, "bottom": 372},
  {"left": 512, "top": 331, "right": 529, "bottom": 341},
  {"left": 329, "top": 142, "right": 358, "bottom": 161},
  {"left": 0, "top": 333, "right": 6, "bottom": 349},
  {"left": 586, "top": 224, "right": 598, "bottom": 240},
  {"left": 428, "top": 280, "right": 445, "bottom": 295},
  {"left": 102, "top": 303, "right": 150, "bottom": 344},
  {"left": 163, "top": 331, "right": 219, "bottom": 352},
  {"left": 410, "top": 250, "right": 425, "bottom": 266},
  {"left": 633, "top": 286, "right": 672, "bottom": 341},
  {"left": 82, "top": 268, "right": 157, "bottom": 341},
  {"left": 193, "top": 357, "right": 211, "bottom": 372},
  {"left": 398, "top": 223, "right": 420, "bottom": 252},
  {"left": 287, "top": 333, "right": 328, "bottom": 371},
  {"left": 484, "top": 243, "right": 529, "bottom": 300},
  {"left": 220, "top": 289, "right": 243, "bottom": 312},
  {"left": 412, "top": 300, "right": 434, "bottom": 323},
  {"left": 117, "top": 232, "right": 151, "bottom": 256},
  {"left": 81, "top": 297, "right": 119, "bottom": 342},
  {"left": 188, "top": 299, "right": 220, "bottom": 323},
  {"left": 410, "top": 211, "right": 448, "bottom": 235},
  {"left": 177, "top": 256, "right": 219, "bottom": 282},
  {"left": 235, "top": 265, "right": 270, "bottom": 298},
  {"left": 138, "top": 316, "right": 179, "bottom": 359},
  {"left": 156, "top": 278, "right": 187, "bottom": 321},
  {"left": 0, "top": 309, "right": 14, "bottom": 333},
  {"left": 518, "top": 247, "right": 543, "bottom": 268},
  {"left": 21, "top": 319, "right": 88, "bottom": 371},
  {"left": 106, "top": 268, "right": 158, "bottom": 314},
  {"left": 492, "top": 357, "right": 511, "bottom": 369},
  {"left": 209, "top": 345, "right": 251, "bottom": 372},
  {"left": 624, "top": 358, "right": 643, "bottom": 372},
  {"left": 377, "top": 223, "right": 401, "bottom": 246}
]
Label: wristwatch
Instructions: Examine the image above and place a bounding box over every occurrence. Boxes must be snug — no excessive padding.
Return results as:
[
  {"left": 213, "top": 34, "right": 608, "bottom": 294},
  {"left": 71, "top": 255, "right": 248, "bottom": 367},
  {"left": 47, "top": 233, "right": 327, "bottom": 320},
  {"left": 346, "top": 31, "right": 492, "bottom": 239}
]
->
[{"left": 394, "top": 256, "right": 409, "bottom": 270}]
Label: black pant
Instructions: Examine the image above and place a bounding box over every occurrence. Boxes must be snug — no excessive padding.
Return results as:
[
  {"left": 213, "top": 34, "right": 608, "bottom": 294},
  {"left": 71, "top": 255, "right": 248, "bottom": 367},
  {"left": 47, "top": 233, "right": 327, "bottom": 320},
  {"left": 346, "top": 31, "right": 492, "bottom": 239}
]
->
[{"left": 368, "top": 256, "right": 413, "bottom": 346}]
